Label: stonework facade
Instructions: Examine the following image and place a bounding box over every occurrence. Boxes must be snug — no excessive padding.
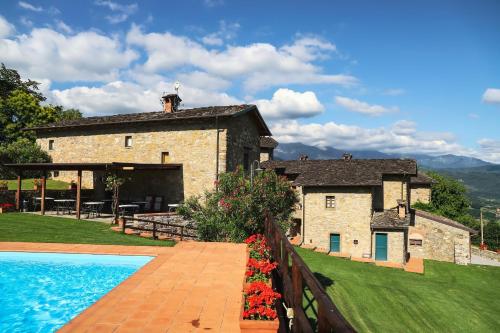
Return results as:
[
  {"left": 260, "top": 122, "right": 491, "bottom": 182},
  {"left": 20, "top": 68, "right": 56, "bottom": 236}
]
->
[
  {"left": 36, "top": 112, "right": 264, "bottom": 203},
  {"left": 382, "top": 175, "right": 409, "bottom": 210},
  {"left": 372, "top": 231, "right": 406, "bottom": 265},
  {"left": 302, "top": 186, "right": 373, "bottom": 258},
  {"left": 409, "top": 212, "right": 471, "bottom": 265},
  {"left": 410, "top": 186, "right": 431, "bottom": 205}
]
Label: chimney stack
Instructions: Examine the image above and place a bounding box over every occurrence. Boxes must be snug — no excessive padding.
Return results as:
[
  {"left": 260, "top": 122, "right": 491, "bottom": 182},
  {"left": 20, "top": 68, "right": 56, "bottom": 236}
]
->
[
  {"left": 299, "top": 154, "right": 309, "bottom": 161},
  {"left": 342, "top": 153, "right": 353, "bottom": 161},
  {"left": 397, "top": 199, "right": 407, "bottom": 219},
  {"left": 161, "top": 93, "right": 182, "bottom": 113}
]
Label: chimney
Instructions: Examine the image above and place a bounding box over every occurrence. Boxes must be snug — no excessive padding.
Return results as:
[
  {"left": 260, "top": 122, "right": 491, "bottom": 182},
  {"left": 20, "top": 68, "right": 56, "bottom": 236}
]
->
[
  {"left": 397, "top": 199, "right": 406, "bottom": 219},
  {"left": 161, "top": 93, "right": 182, "bottom": 113},
  {"left": 342, "top": 153, "right": 353, "bottom": 161},
  {"left": 299, "top": 154, "right": 309, "bottom": 161}
]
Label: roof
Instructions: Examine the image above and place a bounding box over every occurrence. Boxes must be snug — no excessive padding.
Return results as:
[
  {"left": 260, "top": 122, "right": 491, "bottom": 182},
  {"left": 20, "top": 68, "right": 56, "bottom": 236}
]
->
[
  {"left": 260, "top": 137, "right": 279, "bottom": 149},
  {"left": 411, "top": 173, "right": 435, "bottom": 185},
  {"left": 414, "top": 209, "right": 478, "bottom": 234},
  {"left": 371, "top": 209, "right": 411, "bottom": 230},
  {"left": 27, "top": 104, "right": 272, "bottom": 136},
  {"left": 2, "top": 162, "right": 182, "bottom": 171},
  {"left": 261, "top": 159, "right": 417, "bottom": 187}
]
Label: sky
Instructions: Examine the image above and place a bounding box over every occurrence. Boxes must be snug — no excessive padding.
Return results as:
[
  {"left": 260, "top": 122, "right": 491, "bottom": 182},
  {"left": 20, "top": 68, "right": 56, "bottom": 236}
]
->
[{"left": 1, "top": 0, "right": 499, "bottom": 162}]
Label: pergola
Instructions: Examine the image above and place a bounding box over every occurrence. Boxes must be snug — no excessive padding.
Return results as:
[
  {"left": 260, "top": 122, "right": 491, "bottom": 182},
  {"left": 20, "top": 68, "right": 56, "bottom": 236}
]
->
[{"left": 3, "top": 162, "right": 182, "bottom": 219}]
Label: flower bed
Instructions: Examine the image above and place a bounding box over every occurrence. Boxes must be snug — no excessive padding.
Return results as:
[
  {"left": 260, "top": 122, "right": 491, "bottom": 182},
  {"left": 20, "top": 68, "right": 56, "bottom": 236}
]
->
[{"left": 240, "top": 234, "right": 281, "bottom": 332}]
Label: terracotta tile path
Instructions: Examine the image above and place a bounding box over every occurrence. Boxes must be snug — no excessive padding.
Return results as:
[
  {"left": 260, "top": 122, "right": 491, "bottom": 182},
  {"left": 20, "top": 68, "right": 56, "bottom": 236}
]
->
[{"left": 0, "top": 241, "right": 247, "bottom": 333}]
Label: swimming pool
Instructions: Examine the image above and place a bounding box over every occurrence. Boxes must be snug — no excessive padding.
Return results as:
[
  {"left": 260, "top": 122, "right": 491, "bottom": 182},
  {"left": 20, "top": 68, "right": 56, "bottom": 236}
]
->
[{"left": 0, "top": 251, "right": 153, "bottom": 333}]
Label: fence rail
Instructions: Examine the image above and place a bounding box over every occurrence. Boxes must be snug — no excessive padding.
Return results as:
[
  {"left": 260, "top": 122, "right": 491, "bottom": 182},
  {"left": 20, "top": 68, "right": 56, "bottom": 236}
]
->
[
  {"left": 264, "top": 216, "right": 356, "bottom": 333},
  {"left": 121, "top": 216, "right": 197, "bottom": 241}
]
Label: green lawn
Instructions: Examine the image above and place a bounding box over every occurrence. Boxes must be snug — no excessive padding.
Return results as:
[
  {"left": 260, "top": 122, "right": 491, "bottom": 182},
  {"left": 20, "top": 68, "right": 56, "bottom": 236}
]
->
[
  {"left": 296, "top": 247, "right": 500, "bottom": 333},
  {"left": 0, "top": 213, "right": 175, "bottom": 247},
  {"left": 3, "top": 178, "right": 70, "bottom": 190}
]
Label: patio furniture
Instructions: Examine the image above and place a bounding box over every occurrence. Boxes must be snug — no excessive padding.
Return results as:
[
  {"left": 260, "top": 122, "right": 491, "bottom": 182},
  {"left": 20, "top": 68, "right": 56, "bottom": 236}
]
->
[
  {"left": 132, "top": 201, "right": 149, "bottom": 213},
  {"left": 119, "top": 204, "right": 139, "bottom": 217},
  {"left": 153, "top": 196, "right": 163, "bottom": 212},
  {"left": 33, "top": 197, "right": 54, "bottom": 212},
  {"left": 54, "top": 199, "right": 75, "bottom": 215},
  {"left": 168, "top": 203, "right": 180, "bottom": 212},
  {"left": 82, "top": 201, "right": 104, "bottom": 219},
  {"left": 144, "top": 196, "right": 153, "bottom": 211}
]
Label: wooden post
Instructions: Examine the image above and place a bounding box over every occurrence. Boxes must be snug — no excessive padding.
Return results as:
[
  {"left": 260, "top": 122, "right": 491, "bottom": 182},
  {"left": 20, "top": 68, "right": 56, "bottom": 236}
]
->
[
  {"left": 180, "top": 226, "right": 184, "bottom": 241},
  {"left": 76, "top": 170, "right": 82, "bottom": 220},
  {"left": 15, "top": 174, "right": 22, "bottom": 211},
  {"left": 317, "top": 304, "right": 328, "bottom": 333},
  {"left": 291, "top": 260, "right": 303, "bottom": 331},
  {"left": 153, "top": 221, "right": 157, "bottom": 239},
  {"left": 40, "top": 175, "right": 46, "bottom": 215}
]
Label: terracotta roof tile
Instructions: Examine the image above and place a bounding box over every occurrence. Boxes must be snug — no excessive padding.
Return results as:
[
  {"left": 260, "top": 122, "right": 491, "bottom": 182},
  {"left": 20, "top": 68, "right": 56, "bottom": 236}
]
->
[{"left": 260, "top": 137, "right": 279, "bottom": 148}]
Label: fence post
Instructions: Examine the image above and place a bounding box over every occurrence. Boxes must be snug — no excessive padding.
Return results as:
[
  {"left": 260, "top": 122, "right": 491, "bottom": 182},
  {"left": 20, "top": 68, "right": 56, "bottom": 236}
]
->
[
  {"left": 291, "top": 259, "right": 302, "bottom": 332},
  {"left": 153, "top": 221, "right": 157, "bottom": 239},
  {"left": 120, "top": 217, "right": 126, "bottom": 233},
  {"left": 180, "top": 226, "right": 184, "bottom": 241}
]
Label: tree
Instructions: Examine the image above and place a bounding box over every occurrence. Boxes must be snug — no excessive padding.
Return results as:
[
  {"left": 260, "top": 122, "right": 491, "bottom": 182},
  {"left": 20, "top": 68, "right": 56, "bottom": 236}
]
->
[
  {"left": 0, "top": 64, "right": 82, "bottom": 145},
  {"left": 413, "top": 171, "right": 479, "bottom": 230},
  {"left": 105, "top": 174, "right": 127, "bottom": 220},
  {"left": 178, "top": 168, "right": 298, "bottom": 242},
  {"left": 0, "top": 138, "right": 51, "bottom": 179}
]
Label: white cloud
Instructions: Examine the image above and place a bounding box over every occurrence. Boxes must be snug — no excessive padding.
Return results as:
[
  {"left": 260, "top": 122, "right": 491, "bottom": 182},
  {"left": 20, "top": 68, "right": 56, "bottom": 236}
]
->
[
  {"left": 0, "top": 16, "right": 15, "bottom": 38},
  {"left": 126, "top": 25, "right": 357, "bottom": 93},
  {"left": 55, "top": 20, "right": 73, "bottom": 34},
  {"left": 18, "top": 1, "right": 42, "bottom": 12},
  {"left": 49, "top": 80, "right": 241, "bottom": 116},
  {"left": 271, "top": 119, "right": 470, "bottom": 156},
  {"left": 19, "top": 16, "right": 33, "bottom": 28},
  {"left": 482, "top": 88, "right": 500, "bottom": 104},
  {"left": 203, "top": 0, "right": 224, "bottom": 7},
  {"left": 335, "top": 96, "right": 399, "bottom": 116},
  {"left": 477, "top": 139, "right": 500, "bottom": 163},
  {"left": 254, "top": 88, "right": 324, "bottom": 120},
  {"left": 176, "top": 71, "right": 231, "bottom": 91},
  {"left": 94, "top": 0, "right": 138, "bottom": 24},
  {"left": 0, "top": 27, "right": 138, "bottom": 82},
  {"left": 201, "top": 20, "right": 240, "bottom": 46}
]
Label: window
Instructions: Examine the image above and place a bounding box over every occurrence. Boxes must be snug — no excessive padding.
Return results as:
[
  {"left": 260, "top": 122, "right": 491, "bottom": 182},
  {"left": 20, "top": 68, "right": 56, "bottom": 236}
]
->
[
  {"left": 53, "top": 171, "right": 59, "bottom": 178},
  {"left": 161, "top": 152, "right": 170, "bottom": 164},
  {"left": 124, "top": 136, "right": 132, "bottom": 148},
  {"left": 48, "top": 140, "right": 54, "bottom": 150},
  {"left": 325, "top": 195, "right": 336, "bottom": 208},
  {"left": 410, "top": 239, "right": 422, "bottom": 246},
  {"left": 243, "top": 148, "right": 250, "bottom": 172}
]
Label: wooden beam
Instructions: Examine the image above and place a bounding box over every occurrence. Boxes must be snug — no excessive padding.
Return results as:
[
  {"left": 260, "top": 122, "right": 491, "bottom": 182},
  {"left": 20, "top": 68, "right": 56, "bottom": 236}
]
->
[
  {"left": 76, "top": 170, "right": 82, "bottom": 220},
  {"left": 15, "top": 174, "right": 22, "bottom": 211},
  {"left": 40, "top": 175, "right": 46, "bottom": 215}
]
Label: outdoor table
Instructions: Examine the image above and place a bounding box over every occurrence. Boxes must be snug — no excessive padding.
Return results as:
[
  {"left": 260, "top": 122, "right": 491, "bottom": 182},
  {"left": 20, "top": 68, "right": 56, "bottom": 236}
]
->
[
  {"left": 33, "top": 197, "right": 54, "bottom": 211},
  {"left": 132, "top": 201, "right": 149, "bottom": 213},
  {"left": 54, "top": 199, "right": 75, "bottom": 215},
  {"left": 168, "top": 204, "right": 180, "bottom": 212},
  {"left": 82, "top": 201, "right": 104, "bottom": 219},
  {"left": 119, "top": 204, "right": 139, "bottom": 217}
]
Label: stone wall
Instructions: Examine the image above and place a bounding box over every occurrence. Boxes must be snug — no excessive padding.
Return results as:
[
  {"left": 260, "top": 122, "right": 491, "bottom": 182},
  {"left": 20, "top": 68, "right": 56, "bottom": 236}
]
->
[
  {"left": 226, "top": 113, "right": 261, "bottom": 172},
  {"left": 409, "top": 212, "right": 471, "bottom": 264},
  {"left": 383, "top": 175, "right": 409, "bottom": 210},
  {"left": 303, "top": 186, "right": 373, "bottom": 258},
  {"left": 410, "top": 186, "right": 431, "bottom": 205},
  {"left": 472, "top": 247, "right": 500, "bottom": 262},
  {"left": 36, "top": 116, "right": 261, "bottom": 200},
  {"left": 371, "top": 231, "right": 406, "bottom": 264}
]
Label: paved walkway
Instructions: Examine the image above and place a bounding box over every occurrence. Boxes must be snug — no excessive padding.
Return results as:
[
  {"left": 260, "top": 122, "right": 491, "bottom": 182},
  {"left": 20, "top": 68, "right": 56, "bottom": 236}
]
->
[{"left": 0, "top": 241, "right": 247, "bottom": 333}]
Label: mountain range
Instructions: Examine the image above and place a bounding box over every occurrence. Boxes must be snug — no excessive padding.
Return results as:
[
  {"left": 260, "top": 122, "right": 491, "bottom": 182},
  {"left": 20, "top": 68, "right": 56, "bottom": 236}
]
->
[{"left": 274, "top": 142, "right": 493, "bottom": 169}]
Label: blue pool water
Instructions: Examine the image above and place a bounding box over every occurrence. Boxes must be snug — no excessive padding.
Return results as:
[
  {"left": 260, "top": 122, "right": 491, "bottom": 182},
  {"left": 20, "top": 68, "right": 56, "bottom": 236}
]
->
[{"left": 0, "top": 251, "right": 153, "bottom": 333}]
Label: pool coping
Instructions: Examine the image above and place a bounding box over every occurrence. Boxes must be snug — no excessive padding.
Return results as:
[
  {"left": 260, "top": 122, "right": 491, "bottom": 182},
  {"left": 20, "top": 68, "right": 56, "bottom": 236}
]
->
[{"left": 0, "top": 241, "right": 246, "bottom": 333}]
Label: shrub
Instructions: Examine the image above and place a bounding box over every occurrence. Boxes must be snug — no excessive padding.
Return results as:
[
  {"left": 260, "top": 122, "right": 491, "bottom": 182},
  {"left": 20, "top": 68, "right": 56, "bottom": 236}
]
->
[{"left": 178, "top": 167, "right": 298, "bottom": 242}]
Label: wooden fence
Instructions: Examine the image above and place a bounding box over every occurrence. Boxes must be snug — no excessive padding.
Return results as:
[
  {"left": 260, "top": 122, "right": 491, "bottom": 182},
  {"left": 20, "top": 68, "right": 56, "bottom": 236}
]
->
[
  {"left": 264, "top": 216, "right": 356, "bottom": 333},
  {"left": 121, "top": 216, "right": 197, "bottom": 241}
]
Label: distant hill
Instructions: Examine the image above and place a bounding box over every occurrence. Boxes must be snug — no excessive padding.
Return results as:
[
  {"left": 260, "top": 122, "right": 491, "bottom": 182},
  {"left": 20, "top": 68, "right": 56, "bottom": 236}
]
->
[{"left": 274, "top": 142, "right": 492, "bottom": 169}]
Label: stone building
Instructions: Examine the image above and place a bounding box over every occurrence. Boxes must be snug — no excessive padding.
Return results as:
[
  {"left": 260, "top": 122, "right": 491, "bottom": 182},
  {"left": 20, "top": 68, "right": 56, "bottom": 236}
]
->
[
  {"left": 263, "top": 158, "right": 476, "bottom": 266},
  {"left": 30, "top": 94, "right": 271, "bottom": 207},
  {"left": 259, "top": 137, "right": 278, "bottom": 162}
]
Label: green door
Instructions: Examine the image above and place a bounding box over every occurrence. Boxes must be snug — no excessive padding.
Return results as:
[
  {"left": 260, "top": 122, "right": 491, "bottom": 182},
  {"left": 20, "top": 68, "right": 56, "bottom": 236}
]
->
[
  {"left": 375, "top": 233, "right": 388, "bottom": 261},
  {"left": 330, "top": 234, "right": 340, "bottom": 253}
]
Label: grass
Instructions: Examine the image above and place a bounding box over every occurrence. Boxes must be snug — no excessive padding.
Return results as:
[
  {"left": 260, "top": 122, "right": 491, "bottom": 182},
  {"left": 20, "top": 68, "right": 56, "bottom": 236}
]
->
[
  {"left": 0, "top": 213, "right": 175, "bottom": 247},
  {"left": 2, "top": 178, "right": 70, "bottom": 190},
  {"left": 296, "top": 247, "right": 500, "bottom": 333}
]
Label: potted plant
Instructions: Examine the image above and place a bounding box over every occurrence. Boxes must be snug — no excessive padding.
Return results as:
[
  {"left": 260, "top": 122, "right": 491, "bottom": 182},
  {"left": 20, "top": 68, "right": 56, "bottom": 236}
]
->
[
  {"left": 0, "top": 180, "right": 8, "bottom": 191},
  {"left": 243, "top": 234, "right": 276, "bottom": 288},
  {"left": 68, "top": 180, "right": 77, "bottom": 190},
  {"left": 240, "top": 281, "right": 281, "bottom": 332},
  {"left": 33, "top": 178, "right": 42, "bottom": 191}
]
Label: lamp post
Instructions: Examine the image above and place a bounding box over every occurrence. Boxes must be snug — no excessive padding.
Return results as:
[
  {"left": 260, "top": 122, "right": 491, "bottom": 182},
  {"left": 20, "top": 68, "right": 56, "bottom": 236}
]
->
[{"left": 250, "top": 160, "right": 262, "bottom": 188}]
